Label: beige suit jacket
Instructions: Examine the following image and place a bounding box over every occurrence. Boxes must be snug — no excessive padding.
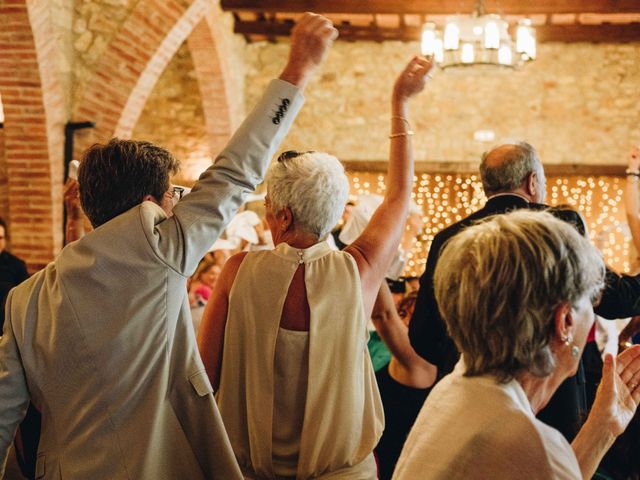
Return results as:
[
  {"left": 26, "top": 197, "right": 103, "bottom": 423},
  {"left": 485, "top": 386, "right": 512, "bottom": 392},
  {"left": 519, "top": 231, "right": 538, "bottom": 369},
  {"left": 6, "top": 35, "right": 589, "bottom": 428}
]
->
[{"left": 0, "top": 79, "right": 303, "bottom": 479}]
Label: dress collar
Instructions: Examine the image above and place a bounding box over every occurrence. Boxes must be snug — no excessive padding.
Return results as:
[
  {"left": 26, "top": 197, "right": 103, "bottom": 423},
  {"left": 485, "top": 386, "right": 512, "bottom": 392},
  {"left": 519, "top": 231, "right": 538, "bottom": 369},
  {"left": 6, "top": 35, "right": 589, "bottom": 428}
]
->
[
  {"left": 272, "top": 240, "right": 333, "bottom": 264},
  {"left": 487, "top": 192, "right": 530, "bottom": 203}
]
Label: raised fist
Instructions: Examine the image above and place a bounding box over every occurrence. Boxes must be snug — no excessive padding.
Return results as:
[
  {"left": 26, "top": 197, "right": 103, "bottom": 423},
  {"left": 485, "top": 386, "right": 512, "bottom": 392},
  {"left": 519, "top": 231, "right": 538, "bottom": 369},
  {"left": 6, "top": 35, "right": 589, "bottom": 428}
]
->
[
  {"left": 393, "top": 56, "right": 434, "bottom": 102},
  {"left": 280, "top": 13, "right": 338, "bottom": 88}
]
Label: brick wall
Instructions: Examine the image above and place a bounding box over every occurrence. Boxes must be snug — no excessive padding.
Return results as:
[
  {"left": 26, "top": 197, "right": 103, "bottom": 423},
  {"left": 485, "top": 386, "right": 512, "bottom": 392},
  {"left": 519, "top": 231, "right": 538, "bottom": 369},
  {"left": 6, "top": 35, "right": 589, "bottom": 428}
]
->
[{"left": 0, "top": 0, "right": 65, "bottom": 271}]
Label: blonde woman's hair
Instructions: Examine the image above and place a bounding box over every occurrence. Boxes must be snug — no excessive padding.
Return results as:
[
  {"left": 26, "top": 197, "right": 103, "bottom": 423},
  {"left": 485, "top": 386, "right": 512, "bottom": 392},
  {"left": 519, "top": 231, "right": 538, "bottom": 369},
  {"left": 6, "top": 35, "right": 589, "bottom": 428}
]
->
[{"left": 434, "top": 210, "right": 605, "bottom": 382}]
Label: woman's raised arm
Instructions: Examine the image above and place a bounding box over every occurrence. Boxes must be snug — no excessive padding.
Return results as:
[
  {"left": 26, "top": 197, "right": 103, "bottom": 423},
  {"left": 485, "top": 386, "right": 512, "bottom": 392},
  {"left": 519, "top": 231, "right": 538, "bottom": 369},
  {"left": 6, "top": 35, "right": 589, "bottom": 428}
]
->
[
  {"left": 346, "top": 56, "right": 433, "bottom": 315},
  {"left": 624, "top": 147, "right": 640, "bottom": 269}
]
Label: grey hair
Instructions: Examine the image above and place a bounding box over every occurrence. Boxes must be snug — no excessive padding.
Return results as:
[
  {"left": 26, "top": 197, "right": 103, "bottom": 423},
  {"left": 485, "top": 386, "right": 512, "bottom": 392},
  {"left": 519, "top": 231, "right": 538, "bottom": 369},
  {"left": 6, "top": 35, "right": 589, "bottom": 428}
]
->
[
  {"left": 434, "top": 210, "right": 605, "bottom": 383},
  {"left": 266, "top": 151, "right": 349, "bottom": 238},
  {"left": 480, "top": 142, "right": 542, "bottom": 196}
]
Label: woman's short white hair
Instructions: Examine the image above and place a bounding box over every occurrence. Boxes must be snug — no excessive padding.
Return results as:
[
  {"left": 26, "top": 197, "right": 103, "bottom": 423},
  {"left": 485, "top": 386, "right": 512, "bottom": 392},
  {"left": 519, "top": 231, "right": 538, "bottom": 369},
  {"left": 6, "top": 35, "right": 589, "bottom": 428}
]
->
[
  {"left": 266, "top": 151, "right": 350, "bottom": 239},
  {"left": 434, "top": 210, "right": 605, "bottom": 382}
]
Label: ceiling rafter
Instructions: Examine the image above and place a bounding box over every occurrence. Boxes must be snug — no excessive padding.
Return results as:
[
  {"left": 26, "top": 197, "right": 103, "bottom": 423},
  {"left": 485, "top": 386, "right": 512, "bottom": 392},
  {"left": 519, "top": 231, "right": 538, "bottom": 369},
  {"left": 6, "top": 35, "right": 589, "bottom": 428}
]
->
[
  {"left": 221, "top": 0, "right": 640, "bottom": 15},
  {"left": 222, "top": 1, "right": 640, "bottom": 43},
  {"left": 234, "top": 19, "right": 640, "bottom": 43}
]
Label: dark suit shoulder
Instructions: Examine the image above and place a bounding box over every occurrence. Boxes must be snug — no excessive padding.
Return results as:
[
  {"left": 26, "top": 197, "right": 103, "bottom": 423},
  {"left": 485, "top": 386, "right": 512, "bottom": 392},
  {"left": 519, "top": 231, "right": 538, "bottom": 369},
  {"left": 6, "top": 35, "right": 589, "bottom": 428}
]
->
[
  {"left": 431, "top": 206, "right": 493, "bottom": 248},
  {"left": 531, "top": 203, "right": 586, "bottom": 236}
]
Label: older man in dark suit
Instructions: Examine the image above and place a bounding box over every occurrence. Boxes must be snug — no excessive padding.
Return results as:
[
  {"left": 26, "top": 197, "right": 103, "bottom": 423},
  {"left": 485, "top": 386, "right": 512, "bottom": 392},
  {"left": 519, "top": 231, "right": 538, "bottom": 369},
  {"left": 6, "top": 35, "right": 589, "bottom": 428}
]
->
[{"left": 410, "top": 142, "right": 640, "bottom": 440}]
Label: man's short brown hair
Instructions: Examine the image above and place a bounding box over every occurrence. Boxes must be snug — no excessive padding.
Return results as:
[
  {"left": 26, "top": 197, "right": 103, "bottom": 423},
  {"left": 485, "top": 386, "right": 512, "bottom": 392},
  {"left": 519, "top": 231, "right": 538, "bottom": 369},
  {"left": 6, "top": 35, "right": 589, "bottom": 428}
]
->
[{"left": 78, "top": 138, "right": 180, "bottom": 227}]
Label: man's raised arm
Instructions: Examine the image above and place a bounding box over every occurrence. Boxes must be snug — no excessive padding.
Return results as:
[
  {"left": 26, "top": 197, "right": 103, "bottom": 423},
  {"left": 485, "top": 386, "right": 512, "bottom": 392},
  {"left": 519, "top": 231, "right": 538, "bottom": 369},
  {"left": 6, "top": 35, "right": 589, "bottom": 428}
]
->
[{"left": 154, "top": 13, "right": 338, "bottom": 274}]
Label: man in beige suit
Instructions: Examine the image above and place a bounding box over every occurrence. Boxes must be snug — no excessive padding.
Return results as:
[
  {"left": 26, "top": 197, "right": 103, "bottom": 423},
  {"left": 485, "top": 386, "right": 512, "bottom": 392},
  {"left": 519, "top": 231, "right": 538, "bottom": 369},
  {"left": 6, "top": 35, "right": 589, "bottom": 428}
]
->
[{"left": 0, "top": 14, "right": 337, "bottom": 479}]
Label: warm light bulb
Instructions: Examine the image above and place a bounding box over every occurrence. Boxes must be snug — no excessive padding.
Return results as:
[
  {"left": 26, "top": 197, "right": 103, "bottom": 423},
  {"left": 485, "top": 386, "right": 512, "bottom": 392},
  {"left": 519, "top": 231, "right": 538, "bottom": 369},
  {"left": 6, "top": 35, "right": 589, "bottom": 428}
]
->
[
  {"left": 516, "top": 19, "right": 536, "bottom": 60},
  {"left": 461, "top": 43, "right": 474, "bottom": 63},
  {"left": 434, "top": 38, "right": 444, "bottom": 63},
  {"left": 444, "top": 22, "right": 460, "bottom": 50},
  {"left": 421, "top": 23, "right": 437, "bottom": 56},
  {"left": 484, "top": 21, "right": 499, "bottom": 49},
  {"left": 498, "top": 45, "right": 512, "bottom": 65}
]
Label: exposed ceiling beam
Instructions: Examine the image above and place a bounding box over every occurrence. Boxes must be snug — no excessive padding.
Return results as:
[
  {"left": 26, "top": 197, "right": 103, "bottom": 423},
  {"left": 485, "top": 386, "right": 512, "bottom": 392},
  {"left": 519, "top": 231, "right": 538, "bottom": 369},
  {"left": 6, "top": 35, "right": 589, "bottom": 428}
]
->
[
  {"left": 221, "top": 0, "right": 640, "bottom": 15},
  {"left": 537, "top": 22, "right": 640, "bottom": 42},
  {"left": 234, "top": 20, "right": 640, "bottom": 43}
]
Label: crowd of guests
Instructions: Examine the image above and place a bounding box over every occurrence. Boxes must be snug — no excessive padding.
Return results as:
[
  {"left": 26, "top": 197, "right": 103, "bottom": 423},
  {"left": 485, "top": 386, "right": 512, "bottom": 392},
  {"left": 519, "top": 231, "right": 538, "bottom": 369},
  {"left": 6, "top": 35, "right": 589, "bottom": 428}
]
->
[{"left": 2, "top": 12, "right": 640, "bottom": 480}]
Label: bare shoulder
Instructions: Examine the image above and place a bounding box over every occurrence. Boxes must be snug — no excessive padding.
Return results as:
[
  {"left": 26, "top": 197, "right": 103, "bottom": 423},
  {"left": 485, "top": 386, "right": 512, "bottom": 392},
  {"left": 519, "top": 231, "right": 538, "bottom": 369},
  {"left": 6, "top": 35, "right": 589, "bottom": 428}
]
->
[
  {"left": 224, "top": 251, "right": 249, "bottom": 269},
  {"left": 343, "top": 242, "right": 373, "bottom": 275},
  {"left": 218, "top": 251, "right": 249, "bottom": 292}
]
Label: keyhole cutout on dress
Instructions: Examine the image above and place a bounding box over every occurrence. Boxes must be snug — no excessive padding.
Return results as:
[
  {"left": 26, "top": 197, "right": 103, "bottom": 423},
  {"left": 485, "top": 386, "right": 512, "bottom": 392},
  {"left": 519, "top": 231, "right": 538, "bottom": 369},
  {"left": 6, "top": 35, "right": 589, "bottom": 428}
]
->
[{"left": 280, "top": 263, "right": 311, "bottom": 331}]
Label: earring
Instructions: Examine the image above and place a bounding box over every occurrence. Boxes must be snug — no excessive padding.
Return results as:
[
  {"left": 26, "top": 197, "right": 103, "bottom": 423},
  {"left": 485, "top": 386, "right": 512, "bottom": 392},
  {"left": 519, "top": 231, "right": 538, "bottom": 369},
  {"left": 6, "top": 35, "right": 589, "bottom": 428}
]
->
[{"left": 562, "top": 335, "right": 580, "bottom": 357}]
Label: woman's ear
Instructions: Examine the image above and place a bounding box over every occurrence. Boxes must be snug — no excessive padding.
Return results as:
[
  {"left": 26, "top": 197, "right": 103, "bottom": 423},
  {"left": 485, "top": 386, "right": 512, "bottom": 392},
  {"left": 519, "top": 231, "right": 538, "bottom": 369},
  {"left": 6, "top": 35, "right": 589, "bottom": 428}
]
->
[
  {"left": 281, "top": 206, "right": 294, "bottom": 231},
  {"left": 553, "top": 302, "right": 574, "bottom": 344},
  {"left": 526, "top": 171, "right": 538, "bottom": 199}
]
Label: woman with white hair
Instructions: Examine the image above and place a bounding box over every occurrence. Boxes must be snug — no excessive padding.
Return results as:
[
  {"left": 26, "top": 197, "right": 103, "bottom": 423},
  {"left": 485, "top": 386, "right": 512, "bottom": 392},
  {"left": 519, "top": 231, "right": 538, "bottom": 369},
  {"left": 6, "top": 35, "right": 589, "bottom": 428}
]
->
[
  {"left": 197, "top": 56, "right": 433, "bottom": 479},
  {"left": 394, "top": 210, "right": 640, "bottom": 480}
]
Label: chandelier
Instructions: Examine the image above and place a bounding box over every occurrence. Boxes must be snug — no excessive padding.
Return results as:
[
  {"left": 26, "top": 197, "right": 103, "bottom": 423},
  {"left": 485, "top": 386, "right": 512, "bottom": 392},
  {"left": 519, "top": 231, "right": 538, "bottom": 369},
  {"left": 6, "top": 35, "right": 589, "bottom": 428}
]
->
[{"left": 421, "top": 0, "right": 536, "bottom": 70}]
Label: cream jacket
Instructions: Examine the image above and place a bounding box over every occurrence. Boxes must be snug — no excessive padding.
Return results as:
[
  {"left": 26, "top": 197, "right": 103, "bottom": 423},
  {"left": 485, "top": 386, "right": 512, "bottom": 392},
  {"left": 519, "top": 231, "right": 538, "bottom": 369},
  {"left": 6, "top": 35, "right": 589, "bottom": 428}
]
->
[{"left": 0, "top": 79, "right": 303, "bottom": 480}]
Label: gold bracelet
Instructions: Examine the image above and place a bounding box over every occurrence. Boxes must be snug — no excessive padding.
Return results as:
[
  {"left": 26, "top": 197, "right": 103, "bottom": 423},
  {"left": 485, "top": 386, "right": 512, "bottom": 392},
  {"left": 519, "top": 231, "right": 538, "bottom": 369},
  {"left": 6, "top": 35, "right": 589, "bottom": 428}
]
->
[
  {"left": 389, "top": 131, "right": 415, "bottom": 139},
  {"left": 391, "top": 115, "right": 412, "bottom": 128}
]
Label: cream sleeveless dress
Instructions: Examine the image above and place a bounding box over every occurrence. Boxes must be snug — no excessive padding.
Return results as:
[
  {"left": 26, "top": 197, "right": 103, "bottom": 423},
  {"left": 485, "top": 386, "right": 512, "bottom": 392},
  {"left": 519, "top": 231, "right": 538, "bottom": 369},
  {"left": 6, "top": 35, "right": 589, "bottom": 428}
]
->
[{"left": 217, "top": 241, "right": 384, "bottom": 479}]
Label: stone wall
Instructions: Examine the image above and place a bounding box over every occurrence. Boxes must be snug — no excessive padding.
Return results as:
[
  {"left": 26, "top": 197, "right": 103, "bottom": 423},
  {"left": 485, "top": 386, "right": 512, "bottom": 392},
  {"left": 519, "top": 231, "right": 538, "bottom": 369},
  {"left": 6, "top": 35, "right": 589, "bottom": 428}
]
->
[
  {"left": 72, "top": 0, "right": 138, "bottom": 111},
  {"left": 245, "top": 41, "right": 640, "bottom": 165},
  {"left": 132, "top": 41, "right": 210, "bottom": 184}
]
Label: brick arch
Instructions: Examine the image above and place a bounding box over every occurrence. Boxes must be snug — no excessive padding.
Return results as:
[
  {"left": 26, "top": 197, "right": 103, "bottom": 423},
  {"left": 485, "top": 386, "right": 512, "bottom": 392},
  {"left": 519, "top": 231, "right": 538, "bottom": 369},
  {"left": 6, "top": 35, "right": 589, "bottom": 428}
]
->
[
  {"left": 187, "top": 4, "right": 243, "bottom": 164},
  {"left": 73, "top": 0, "right": 211, "bottom": 154},
  {"left": 0, "top": 1, "right": 65, "bottom": 269}
]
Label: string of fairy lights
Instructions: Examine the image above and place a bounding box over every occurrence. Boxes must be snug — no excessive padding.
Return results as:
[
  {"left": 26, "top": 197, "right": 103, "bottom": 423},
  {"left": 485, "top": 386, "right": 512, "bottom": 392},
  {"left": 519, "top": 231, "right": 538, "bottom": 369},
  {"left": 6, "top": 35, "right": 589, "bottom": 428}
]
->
[{"left": 348, "top": 172, "right": 630, "bottom": 277}]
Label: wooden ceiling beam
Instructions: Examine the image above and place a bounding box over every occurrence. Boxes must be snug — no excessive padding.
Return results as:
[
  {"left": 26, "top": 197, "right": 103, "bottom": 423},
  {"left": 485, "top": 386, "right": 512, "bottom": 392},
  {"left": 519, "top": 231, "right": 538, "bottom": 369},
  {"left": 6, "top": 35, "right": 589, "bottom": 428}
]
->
[
  {"left": 537, "top": 22, "right": 640, "bottom": 42},
  {"left": 234, "top": 20, "right": 640, "bottom": 43},
  {"left": 221, "top": 0, "right": 640, "bottom": 15}
]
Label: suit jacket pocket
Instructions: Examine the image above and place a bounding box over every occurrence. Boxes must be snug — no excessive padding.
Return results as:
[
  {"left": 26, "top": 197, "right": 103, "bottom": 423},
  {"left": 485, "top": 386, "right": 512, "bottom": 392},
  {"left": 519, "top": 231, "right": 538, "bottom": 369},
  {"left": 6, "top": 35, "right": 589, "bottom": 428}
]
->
[
  {"left": 35, "top": 453, "right": 45, "bottom": 479},
  {"left": 189, "top": 370, "right": 213, "bottom": 397}
]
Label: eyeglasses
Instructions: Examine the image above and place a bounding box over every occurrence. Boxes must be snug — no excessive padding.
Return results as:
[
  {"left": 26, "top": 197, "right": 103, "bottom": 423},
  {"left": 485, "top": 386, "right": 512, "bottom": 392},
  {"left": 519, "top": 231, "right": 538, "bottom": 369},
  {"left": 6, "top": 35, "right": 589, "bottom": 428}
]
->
[
  {"left": 172, "top": 186, "right": 185, "bottom": 200},
  {"left": 276, "top": 150, "right": 315, "bottom": 164},
  {"left": 169, "top": 186, "right": 187, "bottom": 207}
]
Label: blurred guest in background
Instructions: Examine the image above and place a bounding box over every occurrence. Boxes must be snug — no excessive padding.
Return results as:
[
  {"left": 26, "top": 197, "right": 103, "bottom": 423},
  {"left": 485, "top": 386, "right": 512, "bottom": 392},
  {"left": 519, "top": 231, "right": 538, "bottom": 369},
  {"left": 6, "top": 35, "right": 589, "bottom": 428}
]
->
[{"left": 0, "top": 217, "right": 29, "bottom": 334}]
